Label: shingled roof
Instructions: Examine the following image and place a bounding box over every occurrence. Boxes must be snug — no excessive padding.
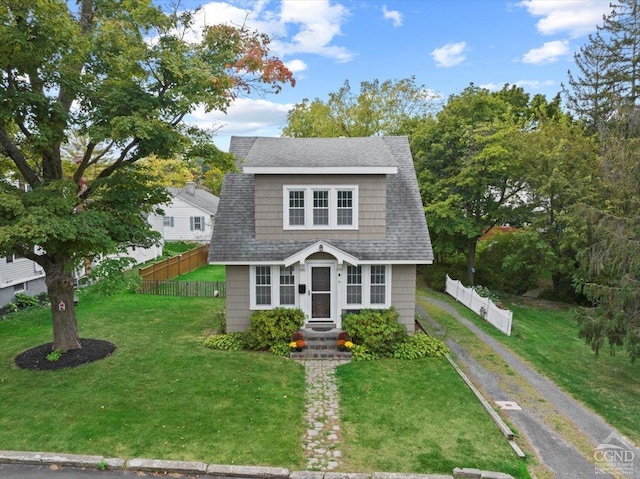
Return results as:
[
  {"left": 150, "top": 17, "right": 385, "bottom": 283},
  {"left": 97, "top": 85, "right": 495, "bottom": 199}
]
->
[
  {"left": 209, "top": 136, "right": 433, "bottom": 264},
  {"left": 167, "top": 183, "right": 219, "bottom": 215}
]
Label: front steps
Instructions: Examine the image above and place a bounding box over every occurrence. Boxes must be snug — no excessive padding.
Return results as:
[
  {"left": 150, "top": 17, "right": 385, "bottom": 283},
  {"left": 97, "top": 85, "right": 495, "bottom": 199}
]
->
[{"left": 290, "top": 328, "right": 352, "bottom": 360}]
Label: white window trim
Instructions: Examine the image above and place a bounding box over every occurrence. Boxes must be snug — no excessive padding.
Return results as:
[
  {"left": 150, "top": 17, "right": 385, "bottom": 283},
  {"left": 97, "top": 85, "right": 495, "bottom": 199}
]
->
[
  {"left": 283, "top": 185, "right": 359, "bottom": 230},
  {"left": 344, "top": 264, "right": 391, "bottom": 308},
  {"left": 190, "top": 216, "right": 205, "bottom": 231},
  {"left": 250, "top": 265, "right": 299, "bottom": 310}
]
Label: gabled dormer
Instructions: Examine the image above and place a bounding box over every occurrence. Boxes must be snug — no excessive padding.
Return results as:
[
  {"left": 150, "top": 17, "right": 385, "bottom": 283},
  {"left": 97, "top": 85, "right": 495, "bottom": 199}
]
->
[{"left": 241, "top": 137, "right": 398, "bottom": 242}]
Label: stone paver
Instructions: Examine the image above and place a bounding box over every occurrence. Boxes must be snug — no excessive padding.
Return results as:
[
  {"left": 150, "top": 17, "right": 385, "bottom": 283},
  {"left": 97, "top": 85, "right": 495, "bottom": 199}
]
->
[{"left": 299, "top": 359, "right": 349, "bottom": 471}]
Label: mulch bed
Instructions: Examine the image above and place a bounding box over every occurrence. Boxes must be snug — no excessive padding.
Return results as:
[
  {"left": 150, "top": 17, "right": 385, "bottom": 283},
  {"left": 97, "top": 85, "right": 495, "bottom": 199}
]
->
[{"left": 14, "top": 339, "right": 116, "bottom": 371}]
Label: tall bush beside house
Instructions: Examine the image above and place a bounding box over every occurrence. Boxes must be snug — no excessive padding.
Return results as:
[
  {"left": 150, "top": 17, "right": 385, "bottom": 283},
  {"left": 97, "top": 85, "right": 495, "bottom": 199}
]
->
[
  {"left": 244, "top": 308, "right": 305, "bottom": 351},
  {"left": 342, "top": 308, "right": 406, "bottom": 357}
]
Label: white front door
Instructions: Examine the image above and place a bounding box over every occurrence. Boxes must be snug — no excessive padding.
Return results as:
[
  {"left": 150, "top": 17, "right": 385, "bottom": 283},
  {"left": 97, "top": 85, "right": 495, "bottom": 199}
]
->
[{"left": 308, "top": 263, "right": 335, "bottom": 322}]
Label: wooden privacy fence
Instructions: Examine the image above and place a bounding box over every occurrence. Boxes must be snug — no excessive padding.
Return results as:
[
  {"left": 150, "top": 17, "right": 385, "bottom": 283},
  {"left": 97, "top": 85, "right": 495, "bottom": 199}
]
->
[
  {"left": 445, "top": 274, "right": 513, "bottom": 335},
  {"left": 140, "top": 280, "right": 226, "bottom": 298},
  {"left": 139, "top": 243, "right": 209, "bottom": 281}
]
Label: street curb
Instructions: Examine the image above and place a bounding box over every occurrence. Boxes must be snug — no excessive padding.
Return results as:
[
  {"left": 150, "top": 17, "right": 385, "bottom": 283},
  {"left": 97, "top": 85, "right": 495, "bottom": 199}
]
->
[{"left": 0, "top": 451, "right": 513, "bottom": 479}]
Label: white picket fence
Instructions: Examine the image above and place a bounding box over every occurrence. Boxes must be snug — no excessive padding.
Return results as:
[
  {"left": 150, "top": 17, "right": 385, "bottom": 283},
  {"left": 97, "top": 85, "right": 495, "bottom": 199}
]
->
[{"left": 445, "top": 275, "right": 513, "bottom": 336}]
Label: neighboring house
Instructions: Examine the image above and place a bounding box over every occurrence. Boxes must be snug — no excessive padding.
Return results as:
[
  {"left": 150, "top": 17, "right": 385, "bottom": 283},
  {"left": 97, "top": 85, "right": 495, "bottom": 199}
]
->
[
  {"left": 0, "top": 254, "right": 47, "bottom": 308},
  {"left": 209, "top": 136, "right": 433, "bottom": 333},
  {"left": 161, "top": 182, "right": 219, "bottom": 244}
]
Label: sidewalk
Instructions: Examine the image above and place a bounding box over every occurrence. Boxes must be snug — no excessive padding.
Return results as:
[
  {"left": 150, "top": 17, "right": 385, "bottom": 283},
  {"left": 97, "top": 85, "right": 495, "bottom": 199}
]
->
[{"left": 418, "top": 296, "right": 640, "bottom": 479}]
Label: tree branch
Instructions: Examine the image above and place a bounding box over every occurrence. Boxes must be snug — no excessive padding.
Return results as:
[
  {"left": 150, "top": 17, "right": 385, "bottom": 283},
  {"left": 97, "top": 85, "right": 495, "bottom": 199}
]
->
[{"left": 0, "top": 127, "right": 41, "bottom": 186}]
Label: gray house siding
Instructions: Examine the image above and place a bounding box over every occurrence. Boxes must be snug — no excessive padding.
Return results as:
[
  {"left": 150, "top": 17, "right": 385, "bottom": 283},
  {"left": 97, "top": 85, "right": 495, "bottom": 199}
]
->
[
  {"left": 391, "top": 264, "right": 417, "bottom": 334},
  {"left": 254, "top": 174, "right": 386, "bottom": 241},
  {"left": 0, "top": 258, "right": 47, "bottom": 308},
  {"left": 225, "top": 265, "right": 251, "bottom": 332}
]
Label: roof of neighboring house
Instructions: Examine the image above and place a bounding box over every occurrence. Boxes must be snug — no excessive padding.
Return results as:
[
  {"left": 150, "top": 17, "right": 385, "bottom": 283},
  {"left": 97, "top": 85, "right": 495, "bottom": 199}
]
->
[
  {"left": 209, "top": 136, "right": 433, "bottom": 264},
  {"left": 167, "top": 184, "right": 219, "bottom": 215}
]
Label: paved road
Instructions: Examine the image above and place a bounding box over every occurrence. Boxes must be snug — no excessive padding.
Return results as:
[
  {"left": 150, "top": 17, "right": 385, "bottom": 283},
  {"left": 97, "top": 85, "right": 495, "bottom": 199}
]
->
[{"left": 418, "top": 296, "right": 640, "bottom": 479}]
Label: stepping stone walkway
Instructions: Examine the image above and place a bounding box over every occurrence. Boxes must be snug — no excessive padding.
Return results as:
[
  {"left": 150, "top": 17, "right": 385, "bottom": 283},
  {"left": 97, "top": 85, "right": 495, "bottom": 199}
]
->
[{"left": 299, "top": 359, "right": 350, "bottom": 471}]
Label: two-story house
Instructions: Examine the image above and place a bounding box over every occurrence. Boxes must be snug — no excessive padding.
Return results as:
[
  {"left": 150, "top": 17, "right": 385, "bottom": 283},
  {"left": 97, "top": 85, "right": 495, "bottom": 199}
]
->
[{"left": 208, "top": 136, "right": 433, "bottom": 333}]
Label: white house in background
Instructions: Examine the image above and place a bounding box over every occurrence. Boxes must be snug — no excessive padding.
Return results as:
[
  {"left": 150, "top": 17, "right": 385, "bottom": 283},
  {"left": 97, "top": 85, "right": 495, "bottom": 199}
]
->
[
  {"left": 0, "top": 254, "right": 47, "bottom": 308},
  {"left": 0, "top": 214, "right": 165, "bottom": 309},
  {"left": 161, "top": 182, "right": 219, "bottom": 244}
]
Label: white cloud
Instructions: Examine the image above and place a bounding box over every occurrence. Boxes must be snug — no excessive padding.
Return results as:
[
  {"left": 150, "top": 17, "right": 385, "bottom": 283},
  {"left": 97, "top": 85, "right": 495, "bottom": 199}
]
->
[
  {"left": 522, "top": 40, "right": 570, "bottom": 64},
  {"left": 519, "top": 0, "right": 611, "bottom": 38},
  {"left": 276, "top": 0, "right": 353, "bottom": 62},
  {"left": 515, "top": 79, "right": 555, "bottom": 89},
  {"left": 480, "top": 80, "right": 555, "bottom": 91},
  {"left": 382, "top": 5, "right": 403, "bottom": 27},
  {"left": 285, "top": 59, "right": 308, "bottom": 73},
  {"left": 189, "top": 97, "right": 294, "bottom": 136},
  {"left": 183, "top": 1, "right": 353, "bottom": 63},
  {"left": 431, "top": 42, "right": 467, "bottom": 68}
]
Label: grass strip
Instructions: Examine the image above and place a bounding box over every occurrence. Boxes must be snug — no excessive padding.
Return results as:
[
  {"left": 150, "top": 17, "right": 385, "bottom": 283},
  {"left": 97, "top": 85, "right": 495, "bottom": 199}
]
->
[{"left": 336, "top": 358, "right": 530, "bottom": 478}]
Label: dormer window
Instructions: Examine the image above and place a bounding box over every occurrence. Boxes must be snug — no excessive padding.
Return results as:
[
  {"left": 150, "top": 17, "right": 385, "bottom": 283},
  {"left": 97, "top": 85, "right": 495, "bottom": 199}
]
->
[{"left": 284, "top": 185, "right": 358, "bottom": 230}]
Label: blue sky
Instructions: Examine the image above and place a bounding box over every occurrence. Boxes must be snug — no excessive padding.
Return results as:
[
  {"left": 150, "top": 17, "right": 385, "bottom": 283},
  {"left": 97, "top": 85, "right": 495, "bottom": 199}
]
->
[{"left": 158, "top": 0, "right": 613, "bottom": 151}]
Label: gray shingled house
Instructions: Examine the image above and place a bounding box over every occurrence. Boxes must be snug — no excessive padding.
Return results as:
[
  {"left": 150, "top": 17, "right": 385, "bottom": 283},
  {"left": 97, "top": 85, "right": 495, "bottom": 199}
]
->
[{"left": 208, "top": 136, "right": 433, "bottom": 333}]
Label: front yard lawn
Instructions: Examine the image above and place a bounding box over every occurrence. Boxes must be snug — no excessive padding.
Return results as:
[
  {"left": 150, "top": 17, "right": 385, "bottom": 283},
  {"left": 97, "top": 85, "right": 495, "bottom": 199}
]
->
[
  {"left": 338, "top": 359, "right": 529, "bottom": 477},
  {"left": 0, "top": 288, "right": 526, "bottom": 476}
]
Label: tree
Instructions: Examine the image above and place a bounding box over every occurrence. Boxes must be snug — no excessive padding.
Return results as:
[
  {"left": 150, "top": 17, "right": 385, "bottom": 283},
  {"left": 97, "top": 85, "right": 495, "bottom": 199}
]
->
[
  {"left": 520, "top": 108, "right": 600, "bottom": 299},
  {"left": 563, "top": 0, "right": 640, "bottom": 131},
  {"left": 0, "top": 0, "right": 293, "bottom": 351},
  {"left": 575, "top": 107, "right": 640, "bottom": 362},
  {"left": 410, "top": 85, "right": 530, "bottom": 285},
  {"left": 282, "top": 77, "right": 439, "bottom": 138}
]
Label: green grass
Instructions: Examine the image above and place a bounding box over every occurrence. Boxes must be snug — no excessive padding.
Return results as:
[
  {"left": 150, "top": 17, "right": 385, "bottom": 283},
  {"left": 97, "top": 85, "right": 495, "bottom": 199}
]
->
[
  {"left": 176, "top": 264, "right": 225, "bottom": 282},
  {"left": 418, "top": 288, "right": 640, "bottom": 446},
  {"left": 0, "top": 288, "right": 528, "bottom": 475},
  {"left": 337, "top": 359, "right": 529, "bottom": 478},
  {"left": 163, "top": 241, "right": 201, "bottom": 256},
  {"left": 0, "top": 290, "right": 305, "bottom": 467}
]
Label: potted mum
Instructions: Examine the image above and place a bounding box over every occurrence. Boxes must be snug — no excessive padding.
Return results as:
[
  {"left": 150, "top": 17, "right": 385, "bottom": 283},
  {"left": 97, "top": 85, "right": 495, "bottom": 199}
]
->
[
  {"left": 290, "top": 331, "right": 306, "bottom": 352},
  {"left": 337, "top": 331, "right": 354, "bottom": 352}
]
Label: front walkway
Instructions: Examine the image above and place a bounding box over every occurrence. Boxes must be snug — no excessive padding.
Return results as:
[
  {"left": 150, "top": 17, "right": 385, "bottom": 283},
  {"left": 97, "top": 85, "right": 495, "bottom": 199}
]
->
[{"left": 299, "top": 359, "right": 350, "bottom": 471}]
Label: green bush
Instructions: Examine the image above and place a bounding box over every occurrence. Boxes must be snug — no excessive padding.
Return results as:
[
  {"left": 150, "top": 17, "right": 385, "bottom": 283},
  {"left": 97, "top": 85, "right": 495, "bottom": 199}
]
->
[
  {"left": 342, "top": 308, "right": 406, "bottom": 357},
  {"left": 349, "top": 344, "right": 378, "bottom": 362},
  {"left": 269, "top": 342, "right": 291, "bottom": 357},
  {"left": 14, "top": 293, "right": 41, "bottom": 309},
  {"left": 203, "top": 333, "right": 244, "bottom": 351},
  {"left": 392, "top": 332, "right": 450, "bottom": 359},
  {"left": 243, "top": 308, "right": 305, "bottom": 351},
  {"left": 89, "top": 257, "right": 141, "bottom": 295}
]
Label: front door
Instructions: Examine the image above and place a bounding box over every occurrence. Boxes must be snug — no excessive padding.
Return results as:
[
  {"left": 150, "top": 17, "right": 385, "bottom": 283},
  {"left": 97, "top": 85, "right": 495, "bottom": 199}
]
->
[{"left": 309, "top": 264, "right": 333, "bottom": 322}]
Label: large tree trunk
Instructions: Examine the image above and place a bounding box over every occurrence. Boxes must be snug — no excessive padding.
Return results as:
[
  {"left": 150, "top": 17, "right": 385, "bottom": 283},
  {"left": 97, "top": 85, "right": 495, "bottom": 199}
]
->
[{"left": 44, "top": 260, "right": 81, "bottom": 352}]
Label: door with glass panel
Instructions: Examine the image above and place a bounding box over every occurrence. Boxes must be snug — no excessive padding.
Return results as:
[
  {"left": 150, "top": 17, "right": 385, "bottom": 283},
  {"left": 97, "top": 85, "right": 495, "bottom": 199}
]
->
[{"left": 309, "top": 265, "right": 332, "bottom": 322}]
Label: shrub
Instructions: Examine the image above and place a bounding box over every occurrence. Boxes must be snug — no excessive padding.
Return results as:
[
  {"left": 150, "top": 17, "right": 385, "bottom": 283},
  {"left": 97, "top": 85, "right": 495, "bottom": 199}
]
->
[
  {"left": 243, "top": 308, "right": 305, "bottom": 351},
  {"left": 14, "top": 293, "right": 41, "bottom": 309},
  {"left": 269, "top": 342, "right": 291, "bottom": 357},
  {"left": 89, "top": 257, "right": 141, "bottom": 295},
  {"left": 203, "top": 333, "right": 244, "bottom": 351},
  {"left": 342, "top": 308, "right": 406, "bottom": 357},
  {"left": 212, "top": 310, "right": 226, "bottom": 334},
  {"left": 349, "top": 344, "right": 378, "bottom": 362},
  {"left": 392, "top": 332, "right": 450, "bottom": 359}
]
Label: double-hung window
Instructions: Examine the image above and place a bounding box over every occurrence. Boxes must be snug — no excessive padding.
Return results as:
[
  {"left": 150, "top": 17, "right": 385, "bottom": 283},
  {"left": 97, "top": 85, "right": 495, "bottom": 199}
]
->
[
  {"left": 279, "top": 266, "right": 296, "bottom": 306},
  {"left": 190, "top": 216, "right": 205, "bottom": 231},
  {"left": 164, "top": 216, "right": 174, "bottom": 227},
  {"left": 346, "top": 265, "right": 362, "bottom": 304},
  {"left": 284, "top": 186, "right": 358, "bottom": 229},
  {"left": 288, "top": 190, "right": 305, "bottom": 226},
  {"left": 252, "top": 265, "right": 298, "bottom": 309},
  {"left": 255, "top": 266, "right": 272, "bottom": 306},
  {"left": 345, "top": 264, "right": 389, "bottom": 307}
]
